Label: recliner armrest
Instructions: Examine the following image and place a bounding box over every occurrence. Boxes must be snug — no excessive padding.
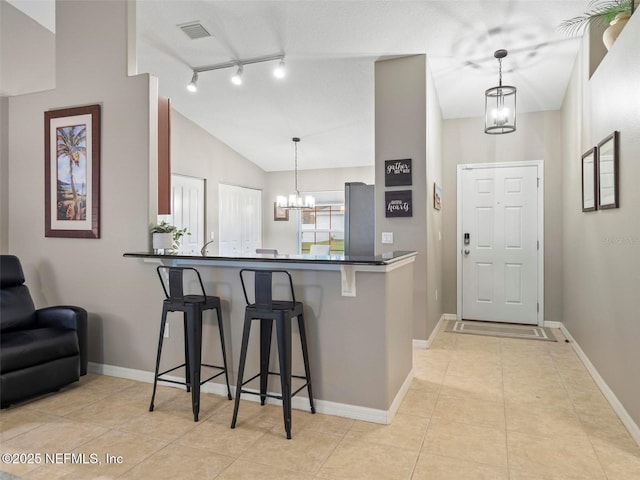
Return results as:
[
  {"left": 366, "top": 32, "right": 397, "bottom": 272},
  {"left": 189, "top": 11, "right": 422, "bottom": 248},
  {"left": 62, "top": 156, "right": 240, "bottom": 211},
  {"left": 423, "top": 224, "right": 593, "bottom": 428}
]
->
[{"left": 36, "top": 306, "right": 88, "bottom": 376}]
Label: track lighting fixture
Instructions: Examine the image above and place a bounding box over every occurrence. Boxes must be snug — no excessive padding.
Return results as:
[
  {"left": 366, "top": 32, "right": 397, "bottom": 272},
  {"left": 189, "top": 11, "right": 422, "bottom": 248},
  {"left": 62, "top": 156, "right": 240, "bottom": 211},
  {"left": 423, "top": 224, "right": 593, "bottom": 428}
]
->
[
  {"left": 186, "top": 53, "right": 285, "bottom": 92},
  {"left": 186, "top": 71, "right": 198, "bottom": 92},
  {"left": 231, "top": 65, "right": 243, "bottom": 85},
  {"left": 273, "top": 58, "right": 286, "bottom": 79}
]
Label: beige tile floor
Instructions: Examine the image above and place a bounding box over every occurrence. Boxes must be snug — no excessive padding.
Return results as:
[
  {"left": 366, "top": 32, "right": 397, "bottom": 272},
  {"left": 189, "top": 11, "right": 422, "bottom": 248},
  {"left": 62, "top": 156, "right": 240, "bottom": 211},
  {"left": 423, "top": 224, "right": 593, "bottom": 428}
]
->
[{"left": 1, "top": 322, "right": 640, "bottom": 479}]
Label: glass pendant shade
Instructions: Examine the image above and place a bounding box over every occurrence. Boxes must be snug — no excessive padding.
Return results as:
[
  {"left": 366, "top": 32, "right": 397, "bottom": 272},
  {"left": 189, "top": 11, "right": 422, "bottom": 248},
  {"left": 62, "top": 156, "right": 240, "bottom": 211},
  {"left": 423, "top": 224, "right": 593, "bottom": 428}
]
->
[
  {"left": 484, "top": 49, "right": 517, "bottom": 135},
  {"left": 484, "top": 85, "right": 516, "bottom": 134},
  {"left": 276, "top": 137, "right": 315, "bottom": 209},
  {"left": 276, "top": 194, "right": 315, "bottom": 209}
]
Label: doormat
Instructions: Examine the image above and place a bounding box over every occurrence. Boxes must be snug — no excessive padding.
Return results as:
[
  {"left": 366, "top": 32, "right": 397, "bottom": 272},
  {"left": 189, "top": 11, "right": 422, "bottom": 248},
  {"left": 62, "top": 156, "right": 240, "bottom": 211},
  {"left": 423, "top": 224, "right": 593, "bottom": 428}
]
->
[{"left": 445, "top": 320, "right": 556, "bottom": 342}]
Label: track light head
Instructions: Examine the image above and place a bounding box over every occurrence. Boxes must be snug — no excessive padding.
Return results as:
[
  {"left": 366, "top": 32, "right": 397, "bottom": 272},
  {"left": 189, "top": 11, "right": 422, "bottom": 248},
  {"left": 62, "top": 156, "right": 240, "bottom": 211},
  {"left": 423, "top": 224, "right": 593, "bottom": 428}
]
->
[
  {"left": 273, "top": 58, "right": 286, "bottom": 79},
  {"left": 186, "top": 71, "right": 198, "bottom": 92},
  {"left": 231, "top": 65, "right": 243, "bottom": 85}
]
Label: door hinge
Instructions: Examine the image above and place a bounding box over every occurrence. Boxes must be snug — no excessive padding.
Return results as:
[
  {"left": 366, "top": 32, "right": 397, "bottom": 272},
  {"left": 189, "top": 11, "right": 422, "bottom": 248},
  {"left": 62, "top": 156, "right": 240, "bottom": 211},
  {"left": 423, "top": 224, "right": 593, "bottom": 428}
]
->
[
  {"left": 537, "top": 240, "right": 539, "bottom": 250},
  {"left": 537, "top": 178, "right": 540, "bottom": 188},
  {"left": 537, "top": 303, "right": 539, "bottom": 313}
]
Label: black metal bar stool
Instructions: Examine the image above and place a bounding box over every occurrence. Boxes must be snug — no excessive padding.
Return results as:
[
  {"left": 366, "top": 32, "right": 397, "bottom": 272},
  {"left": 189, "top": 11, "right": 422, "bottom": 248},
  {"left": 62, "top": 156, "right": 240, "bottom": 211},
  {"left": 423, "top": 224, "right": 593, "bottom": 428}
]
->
[
  {"left": 149, "top": 266, "right": 232, "bottom": 421},
  {"left": 231, "top": 269, "right": 315, "bottom": 439}
]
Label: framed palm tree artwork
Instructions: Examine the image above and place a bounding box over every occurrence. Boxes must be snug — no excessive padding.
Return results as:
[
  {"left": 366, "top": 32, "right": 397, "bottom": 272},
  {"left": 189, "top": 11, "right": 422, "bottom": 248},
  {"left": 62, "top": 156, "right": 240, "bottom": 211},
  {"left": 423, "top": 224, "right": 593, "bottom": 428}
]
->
[{"left": 45, "top": 104, "right": 101, "bottom": 238}]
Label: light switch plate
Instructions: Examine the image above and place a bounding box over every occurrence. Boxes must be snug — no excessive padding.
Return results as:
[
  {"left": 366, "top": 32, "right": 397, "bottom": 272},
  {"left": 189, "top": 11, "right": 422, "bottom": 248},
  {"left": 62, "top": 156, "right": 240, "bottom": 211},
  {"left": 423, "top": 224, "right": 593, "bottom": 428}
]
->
[{"left": 382, "top": 232, "right": 393, "bottom": 244}]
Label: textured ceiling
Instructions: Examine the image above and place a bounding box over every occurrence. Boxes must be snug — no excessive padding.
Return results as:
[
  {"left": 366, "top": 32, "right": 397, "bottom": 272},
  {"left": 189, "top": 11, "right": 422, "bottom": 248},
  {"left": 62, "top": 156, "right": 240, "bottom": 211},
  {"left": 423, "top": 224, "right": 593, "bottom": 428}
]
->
[{"left": 136, "top": 1, "right": 589, "bottom": 171}]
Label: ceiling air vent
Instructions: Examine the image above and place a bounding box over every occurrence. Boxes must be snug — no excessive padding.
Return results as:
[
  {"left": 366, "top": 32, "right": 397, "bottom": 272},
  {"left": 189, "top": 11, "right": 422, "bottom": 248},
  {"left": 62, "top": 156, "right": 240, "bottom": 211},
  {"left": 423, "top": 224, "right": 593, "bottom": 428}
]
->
[{"left": 178, "top": 22, "right": 211, "bottom": 40}]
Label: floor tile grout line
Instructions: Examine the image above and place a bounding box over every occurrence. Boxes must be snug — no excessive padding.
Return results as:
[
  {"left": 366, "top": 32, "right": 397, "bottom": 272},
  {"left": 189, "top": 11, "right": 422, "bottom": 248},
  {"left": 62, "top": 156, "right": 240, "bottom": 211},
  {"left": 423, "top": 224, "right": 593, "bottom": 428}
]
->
[
  {"left": 550, "top": 334, "right": 612, "bottom": 480},
  {"left": 499, "top": 336, "right": 514, "bottom": 480},
  {"left": 113, "top": 441, "right": 176, "bottom": 479},
  {"left": 414, "top": 328, "right": 450, "bottom": 477}
]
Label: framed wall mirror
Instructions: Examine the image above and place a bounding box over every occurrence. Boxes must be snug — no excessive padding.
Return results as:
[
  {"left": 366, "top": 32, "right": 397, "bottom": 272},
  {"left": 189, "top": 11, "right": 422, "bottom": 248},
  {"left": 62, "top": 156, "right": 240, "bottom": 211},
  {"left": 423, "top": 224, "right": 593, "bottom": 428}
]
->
[
  {"left": 597, "top": 131, "right": 619, "bottom": 209},
  {"left": 581, "top": 147, "right": 597, "bottom": 212}
]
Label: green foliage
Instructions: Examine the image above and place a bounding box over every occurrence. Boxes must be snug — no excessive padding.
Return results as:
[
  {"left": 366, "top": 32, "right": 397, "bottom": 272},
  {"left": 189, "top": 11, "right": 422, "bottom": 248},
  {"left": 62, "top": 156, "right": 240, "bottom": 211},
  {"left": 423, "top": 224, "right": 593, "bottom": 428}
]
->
[
  {"left": 559, "top": 0, "right": 633, "bottom": 36},
  {"left": 151, "top": 221, "right": 190, "bottom": 252}
]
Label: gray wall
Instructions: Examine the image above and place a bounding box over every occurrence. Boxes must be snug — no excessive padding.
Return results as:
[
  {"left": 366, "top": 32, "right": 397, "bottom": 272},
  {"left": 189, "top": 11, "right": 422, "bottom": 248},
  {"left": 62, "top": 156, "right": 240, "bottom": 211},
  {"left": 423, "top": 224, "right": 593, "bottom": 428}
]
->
[
  {"left": 561, "top": 13, "right": 640, "bottom": 428},
  {"left": 0, "top": 96, "right": 8, "bottom": 253},
  {"left": 170, "top": 109, "right": 267, "bottom": 254},
  {"left": 0, "top": 0, "right": 55, "bottom": 96},
  {"left": 425, "top": 56, "right": 444, "bottom": 337},
  {"left": 7, "top": 0, "right": 160, "bottom": 371},
  {"left": 442, "top": 111, "right": 564, "bottom": 324},
  {"left": 374, "top": 55, "right": 444, "bottom": 340}
]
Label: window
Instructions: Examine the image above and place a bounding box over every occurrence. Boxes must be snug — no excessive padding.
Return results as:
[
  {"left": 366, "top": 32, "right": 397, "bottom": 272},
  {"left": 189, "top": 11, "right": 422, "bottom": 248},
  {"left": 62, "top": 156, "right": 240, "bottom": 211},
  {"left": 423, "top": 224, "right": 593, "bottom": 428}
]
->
[{"left": 299, "top": 191, "right": 344, "bottom": 254}]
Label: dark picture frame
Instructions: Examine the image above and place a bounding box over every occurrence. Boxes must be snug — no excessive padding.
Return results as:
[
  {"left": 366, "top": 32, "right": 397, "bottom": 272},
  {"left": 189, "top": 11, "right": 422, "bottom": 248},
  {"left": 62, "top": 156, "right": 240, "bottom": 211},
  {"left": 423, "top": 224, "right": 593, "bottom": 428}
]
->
[
  {"left": 45, "top": 104, "right": 101, "bottom": 238},
  {"left": 597, "top": 131, "right": 619, "bottom": 210},
  {"left": 273, "top": 202, "right": 289, "bottom": 221},
  {"left": 384, "top": 158, "right": 412, "bottom": 186},
  {"left": 581, "top": 147, "right": 597, "bottom": 212},
  {"left": 385, "top": 189, "right": 412, "bottom": 217}
]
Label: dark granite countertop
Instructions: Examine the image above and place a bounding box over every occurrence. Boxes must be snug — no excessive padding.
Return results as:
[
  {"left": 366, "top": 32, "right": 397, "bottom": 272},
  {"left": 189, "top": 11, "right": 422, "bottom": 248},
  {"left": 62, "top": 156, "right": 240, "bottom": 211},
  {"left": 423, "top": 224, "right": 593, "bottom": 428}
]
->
[{"left": 123, "top": 250, "right": 417, "bottom": 266}]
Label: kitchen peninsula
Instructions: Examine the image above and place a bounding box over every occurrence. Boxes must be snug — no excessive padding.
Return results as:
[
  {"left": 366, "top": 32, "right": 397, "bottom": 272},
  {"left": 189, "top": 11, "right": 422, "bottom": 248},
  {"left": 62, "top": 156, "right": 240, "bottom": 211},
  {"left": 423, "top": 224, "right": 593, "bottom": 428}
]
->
[{"left": 124, "top": 250, "right": 416, "bottom": 423}]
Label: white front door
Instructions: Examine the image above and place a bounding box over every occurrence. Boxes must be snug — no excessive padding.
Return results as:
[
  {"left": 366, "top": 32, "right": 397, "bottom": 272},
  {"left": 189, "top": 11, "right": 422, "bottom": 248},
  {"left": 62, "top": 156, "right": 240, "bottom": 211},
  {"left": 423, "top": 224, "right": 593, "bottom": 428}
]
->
[
  {"left": 459, "top": 163, "right": 541, "bottom": 325},
  {"left": 159, "top": 174, "right": 205, "bottom": 254}
]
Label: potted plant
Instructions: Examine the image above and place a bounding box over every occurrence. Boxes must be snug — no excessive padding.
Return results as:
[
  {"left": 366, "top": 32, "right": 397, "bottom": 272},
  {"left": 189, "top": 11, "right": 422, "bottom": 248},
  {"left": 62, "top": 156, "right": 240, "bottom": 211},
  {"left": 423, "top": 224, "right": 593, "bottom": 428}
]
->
[
  {"left": 559, "top": 0, "right": 635, "bottom": 50},
  {"left": 151, "top": 221, "right": 190, "bottom": 253}
]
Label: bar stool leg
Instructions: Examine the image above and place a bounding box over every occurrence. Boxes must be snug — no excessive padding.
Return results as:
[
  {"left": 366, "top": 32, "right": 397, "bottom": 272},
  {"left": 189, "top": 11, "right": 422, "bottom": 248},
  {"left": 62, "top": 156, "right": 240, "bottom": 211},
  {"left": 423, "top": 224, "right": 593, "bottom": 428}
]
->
[
  {"left": 297, "top": 313, "right": 316, "bottom": 414},
  {"left": 259, "top": 318, "right": 273, "bottom": 405},
  {"left": 185, "top": 304, "right": 202, "bottom": 422},
  {"left": 275, "top": 315, "right": 292, "bottom": 439},
  {"left": 183, "top": 314, "right": 191, "bottom": 393},
  {"left": 215, "top": 305, "right": 232, "bottom": 400},
  {"left": 149, "top": 305, "right": 170, "bottom": 412},
  {"left": 231, "top": 312, "right": 253, "bottom": 429}
]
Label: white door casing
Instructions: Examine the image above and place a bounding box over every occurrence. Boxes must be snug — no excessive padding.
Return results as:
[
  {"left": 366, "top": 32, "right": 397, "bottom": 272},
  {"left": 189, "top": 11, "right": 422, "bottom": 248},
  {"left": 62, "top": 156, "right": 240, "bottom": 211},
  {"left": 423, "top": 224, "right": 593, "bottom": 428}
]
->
[
  {"left": 457, "top": 161, "right": 544, "bottom": 325},
  {"left": 218, "top": 184, "right": 262, "bottom": 256},
  {"left": 159, "top": 174, "right": 205, "bottom": 255}
]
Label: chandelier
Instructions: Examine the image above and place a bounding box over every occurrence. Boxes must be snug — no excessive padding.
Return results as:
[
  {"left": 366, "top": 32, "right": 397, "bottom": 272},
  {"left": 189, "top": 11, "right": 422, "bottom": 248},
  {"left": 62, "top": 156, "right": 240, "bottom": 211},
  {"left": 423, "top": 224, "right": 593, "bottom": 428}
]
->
[
  {"left": 276, "top": 137, "right": 315, "bottom": 209},
  {"left": 484, "top": 49, "right": 517, "bottom": 135}
]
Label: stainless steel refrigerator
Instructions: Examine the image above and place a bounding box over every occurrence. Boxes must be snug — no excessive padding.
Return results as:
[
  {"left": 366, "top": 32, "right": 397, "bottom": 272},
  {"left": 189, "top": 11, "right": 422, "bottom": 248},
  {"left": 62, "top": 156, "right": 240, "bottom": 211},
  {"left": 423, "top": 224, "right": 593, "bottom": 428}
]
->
[{"left": 344, "top": 182, "right": 375, "bottom": 256}]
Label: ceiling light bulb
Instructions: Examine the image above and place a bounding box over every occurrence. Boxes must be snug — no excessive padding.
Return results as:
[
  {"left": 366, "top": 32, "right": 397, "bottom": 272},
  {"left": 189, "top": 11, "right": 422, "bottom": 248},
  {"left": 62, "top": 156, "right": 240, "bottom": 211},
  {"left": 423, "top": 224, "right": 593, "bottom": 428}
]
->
[
  {"left": 273, "top": 58, "right": 286, "bottom": 79},
  {"left": 186, "top": 71, "right": 198, "bottom": 92},
  {"left": 231, "top": 65, "right": 243, "bottom": 85}
]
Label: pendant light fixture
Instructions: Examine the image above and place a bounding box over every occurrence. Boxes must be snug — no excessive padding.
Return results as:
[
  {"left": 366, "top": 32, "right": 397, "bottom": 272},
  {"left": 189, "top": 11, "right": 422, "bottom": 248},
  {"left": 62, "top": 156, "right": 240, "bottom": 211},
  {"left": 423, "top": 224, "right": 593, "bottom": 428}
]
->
[
  {"left": 276, "top": 137, "right": 315, "bottom": 209},
  {"left": 484, "top": 49, "right": 516, "bottom": 135}
]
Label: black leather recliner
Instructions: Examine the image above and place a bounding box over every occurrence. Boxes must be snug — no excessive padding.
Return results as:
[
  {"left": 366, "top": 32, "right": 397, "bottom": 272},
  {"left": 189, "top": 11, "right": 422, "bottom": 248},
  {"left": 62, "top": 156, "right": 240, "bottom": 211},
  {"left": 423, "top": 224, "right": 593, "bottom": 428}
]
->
[{"left": 0, "top": 255, "right": 88, "bottom": 407}]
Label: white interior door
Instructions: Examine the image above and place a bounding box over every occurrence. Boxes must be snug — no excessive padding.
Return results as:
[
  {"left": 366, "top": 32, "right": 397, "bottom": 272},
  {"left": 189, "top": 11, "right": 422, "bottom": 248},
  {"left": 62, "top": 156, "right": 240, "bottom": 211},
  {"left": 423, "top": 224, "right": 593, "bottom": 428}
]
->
[
  {"left": 218, "top": 184, "right": 262, "bottom": 256},
  {"left": 460, "top": 164, "right": 540, "bottom": 325},
  {"left": 159, "top": 174, "right": 205, "bottom": 254}
]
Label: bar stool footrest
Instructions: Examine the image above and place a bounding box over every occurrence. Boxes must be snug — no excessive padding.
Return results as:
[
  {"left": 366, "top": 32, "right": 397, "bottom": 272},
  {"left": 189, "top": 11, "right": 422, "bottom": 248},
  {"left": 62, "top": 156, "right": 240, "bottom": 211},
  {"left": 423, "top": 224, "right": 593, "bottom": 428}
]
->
[
  {"left": 239, "top": 371, "right": 311, "bottom": 400},
  {"left": 155, "top": 362, "right": 229, "bottom": 388}
]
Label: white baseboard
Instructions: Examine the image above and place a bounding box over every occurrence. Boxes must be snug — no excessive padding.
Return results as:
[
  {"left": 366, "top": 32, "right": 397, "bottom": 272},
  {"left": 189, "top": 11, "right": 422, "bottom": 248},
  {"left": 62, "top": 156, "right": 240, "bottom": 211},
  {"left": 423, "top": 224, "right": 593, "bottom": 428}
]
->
[
  {"left": 543, "top": 321, "right": 562, "bottom": 328},
  {"left": 412, "top": 339, "right": 428, "bottom": 349},
  {"left": 559, "top": 324, "right": 640, "bottom": 447},
  {"left": 413, "top": 313, "right": 456, "bottom": 350},
  {"left": 386, "top": 369, "right": 414, "bottom": 424},
  {"left": 413, "top": 313, "right": 454, "bottom": 350},
  {"left": 87, "top": 362, "right": 406, "bottom": 425}
]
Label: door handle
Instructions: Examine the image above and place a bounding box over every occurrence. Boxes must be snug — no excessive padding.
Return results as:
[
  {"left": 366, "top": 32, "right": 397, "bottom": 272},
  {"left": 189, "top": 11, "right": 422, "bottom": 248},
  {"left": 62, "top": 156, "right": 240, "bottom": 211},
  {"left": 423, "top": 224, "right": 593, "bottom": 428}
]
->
[{"left": 464, "top": 249, "right": 470, "bottom": 256}]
